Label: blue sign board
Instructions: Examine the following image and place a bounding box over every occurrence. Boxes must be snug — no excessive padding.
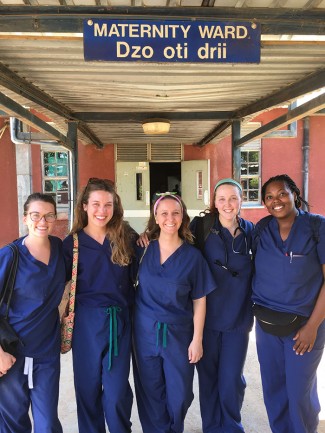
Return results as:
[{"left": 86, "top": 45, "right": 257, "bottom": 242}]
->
[{"left": 83, "top": 19, "right": 260, "bottom": 63}]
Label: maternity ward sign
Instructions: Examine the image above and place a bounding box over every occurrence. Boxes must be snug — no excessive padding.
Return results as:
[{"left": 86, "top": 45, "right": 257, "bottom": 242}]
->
[{"left": 83, "top": 19, "right": 261, "bottom": 63}]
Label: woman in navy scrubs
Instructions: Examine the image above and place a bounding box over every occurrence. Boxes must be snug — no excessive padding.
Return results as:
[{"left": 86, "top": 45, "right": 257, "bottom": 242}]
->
[
  {"left": 191, "top": 178, "right": 254, "bottom": 433},
  {"left": 253, "top": 174, "right": 325, "bottom": 433},
  {"left": 0, "top": 193, "right": 65, "bottom": 433},
  {"left": 133, "top": 192, "right": 216, "bottom": 433},
  {"left": 63, "top": 178, "right": 136, "bottom": 433}
]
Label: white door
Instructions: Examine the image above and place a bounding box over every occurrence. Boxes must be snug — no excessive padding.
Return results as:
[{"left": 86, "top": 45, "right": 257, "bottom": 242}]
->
[
  {"left": 181, "top": 160, "right": 210, "bottom": 219},
  {"left": 116, "top": 159, "right": 210, "bottom": 232},
  {"left": 115, "top": 161, "right": 150, "bottom": 234}
]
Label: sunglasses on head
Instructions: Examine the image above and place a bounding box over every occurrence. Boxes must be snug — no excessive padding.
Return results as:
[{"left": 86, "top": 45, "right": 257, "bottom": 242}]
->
[{"left": 86, "top": 178, "right": 115, "bottom": 188}]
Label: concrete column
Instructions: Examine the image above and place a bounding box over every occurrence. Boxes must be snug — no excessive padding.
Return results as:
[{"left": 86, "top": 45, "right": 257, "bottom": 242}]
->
[{"left": 15, "top": 142, "right": 32, "bottom": 236}]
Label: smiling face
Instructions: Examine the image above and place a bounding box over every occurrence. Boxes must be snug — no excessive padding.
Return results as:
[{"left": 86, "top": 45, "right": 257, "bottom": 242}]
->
[
  {"left": 263, "top": 180, "right": 297, "bottom": 219},
  {"left": 155, "top": 197, "right": 183, "bottom": 236},
  {"left": 214, "top": 184, "right": 242, "bottom": 225},
  {"left": 23, "top": 200, "right": 56, "bottom": 238},
  {"left": 83, "top": 190, "right": 114, "bottom": 230}
]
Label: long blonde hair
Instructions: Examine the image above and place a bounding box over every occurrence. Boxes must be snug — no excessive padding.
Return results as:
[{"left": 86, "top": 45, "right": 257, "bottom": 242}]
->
[{"left": 71, "top": 178, "right": 135, "bottom": 265}]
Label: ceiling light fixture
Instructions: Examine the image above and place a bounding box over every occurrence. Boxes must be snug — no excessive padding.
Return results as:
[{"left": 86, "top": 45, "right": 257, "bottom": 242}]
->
[{"left": 142, "top": 118, "right": 170, "bottom": 135}]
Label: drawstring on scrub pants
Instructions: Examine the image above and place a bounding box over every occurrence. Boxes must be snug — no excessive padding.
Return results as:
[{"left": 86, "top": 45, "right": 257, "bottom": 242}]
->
[
  {"left": 24, "top": 357, "right": 34, "bottom": 389},
  {"left": 105, "top": 306, "right": 121, "bottom": 370},
  {"left": 156, "top": 322, "right": 168, "bottom": 348}
]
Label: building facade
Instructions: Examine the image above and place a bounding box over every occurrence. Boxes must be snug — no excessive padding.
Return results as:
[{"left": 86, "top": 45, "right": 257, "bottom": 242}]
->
[{"left": 1, "top": 107, "right": 324, "bottom": 247}]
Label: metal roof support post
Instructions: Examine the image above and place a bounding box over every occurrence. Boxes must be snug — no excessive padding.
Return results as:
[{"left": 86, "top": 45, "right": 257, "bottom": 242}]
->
[
  {"left": 67, "top": 121, "right": 78, "bottom": 230},
  {"left": 232, "top": 120, "right": 241, "bottom": 183},
  {"left": 302, "top": 117, "right": 310, "bottom": 211}
]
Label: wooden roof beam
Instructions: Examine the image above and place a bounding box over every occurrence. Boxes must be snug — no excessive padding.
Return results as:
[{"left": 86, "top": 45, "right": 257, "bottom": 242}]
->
[
  {"left": 0, "top": 62, "right": 104, "bottom": 148},
  {"left": 0, "top": 7, "right": 324, "bottom": 35},
  {"left": 0, "top": 91, "right": 74, "bottom": 150},
  {"left": 235, "top": 91, "right": 325, "bottom": 146},
  {"left": 195, "top": 69, "right": 325, "bottom": 147},
  {"left": 73, "top": 111, "right": 233, "bottom": 123}
]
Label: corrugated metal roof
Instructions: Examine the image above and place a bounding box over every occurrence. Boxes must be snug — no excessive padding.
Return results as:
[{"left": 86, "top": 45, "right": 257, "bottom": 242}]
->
[
  {"left": 0, "top": 2, "right": 324, "bottom": 148},
  {"left": 0, "top": 1, "right": 324, "bottom": 8}
]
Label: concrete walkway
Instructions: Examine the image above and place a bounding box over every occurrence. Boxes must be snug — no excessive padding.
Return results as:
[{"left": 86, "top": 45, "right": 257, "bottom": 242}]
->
[{"left": 59, "top": 328, "right": 325, "bottom": 433}]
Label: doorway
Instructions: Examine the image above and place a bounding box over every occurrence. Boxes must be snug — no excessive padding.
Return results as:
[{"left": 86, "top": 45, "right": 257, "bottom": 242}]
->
[
  {"left": 149, "top": 162, "right": 181, "bottom": 204},
  {"left": 116, "top": 160, "right": 209, "bottom": 233}
]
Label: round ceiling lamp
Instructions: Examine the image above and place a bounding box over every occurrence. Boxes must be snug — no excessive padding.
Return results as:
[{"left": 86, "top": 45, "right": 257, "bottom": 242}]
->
[{"left": 142, "top": 118, "right": 170, "bottom": 135}]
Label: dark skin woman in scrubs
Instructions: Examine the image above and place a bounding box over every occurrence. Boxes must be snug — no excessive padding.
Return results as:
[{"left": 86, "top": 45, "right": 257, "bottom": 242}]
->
[{"left": 253, "top": 174, "right": 325, "bottom": 433}]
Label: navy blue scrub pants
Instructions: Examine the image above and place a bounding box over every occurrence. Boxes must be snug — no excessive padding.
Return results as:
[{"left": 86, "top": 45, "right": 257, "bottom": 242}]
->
[
  {"left": 0, "top": 353, "right": 62, "bottom": 433},
  {"left": 256, "top": 320, "right": 325, "bottom": 433},
  {"left": 72, "top": 304, "right": 133, "bottom": 433},
  {"left": 196, "top": 328, "right": 249, "bottom": 433},
  {"left": 133, "top": 313, "right": 194, "bottom": 433}
]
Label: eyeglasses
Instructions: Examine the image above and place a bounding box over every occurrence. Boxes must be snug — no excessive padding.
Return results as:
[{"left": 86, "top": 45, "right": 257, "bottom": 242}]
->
[
  {"left": 25, "top": 212, "right": 57, "bottom": 222},
  {"left": 86, "top": 178, "right": 115, "bottom": 188}
]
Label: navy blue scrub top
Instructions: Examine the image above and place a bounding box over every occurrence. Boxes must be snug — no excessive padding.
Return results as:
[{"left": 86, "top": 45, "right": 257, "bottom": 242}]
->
[
  {"left": 191, "top": 216, "right": 254, "bottom": 332},
  {"left": 0, "top": 236, "right": 65, "bottom": 357},
  {"left": 252, "top": 210, "right": 325, "bottom": 317},
  {"left": 63, "top": 230, "right": 135, "bottom": 309},
  {"left": 136, "top": 240, "right": 216, "bottom": 325}
]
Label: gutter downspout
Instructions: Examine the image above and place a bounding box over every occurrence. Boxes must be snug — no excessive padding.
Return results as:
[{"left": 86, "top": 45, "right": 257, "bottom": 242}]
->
[{"left": 302, "top": 117, "right": 310, "bottom": 210}]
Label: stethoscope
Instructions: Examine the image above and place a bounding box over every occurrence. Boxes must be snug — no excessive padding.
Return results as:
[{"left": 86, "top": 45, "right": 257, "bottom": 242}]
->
[{"left": 211, "top": 220, "right": 249, "bottom": 277}]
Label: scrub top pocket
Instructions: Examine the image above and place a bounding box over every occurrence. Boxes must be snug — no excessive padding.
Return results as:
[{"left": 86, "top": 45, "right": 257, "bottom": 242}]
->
[
  {"left": 284, "top": 247, "right": 320, "bottom": 287},
  {"left": 164, "top": 281, "right": 192, "bottom": 308}
]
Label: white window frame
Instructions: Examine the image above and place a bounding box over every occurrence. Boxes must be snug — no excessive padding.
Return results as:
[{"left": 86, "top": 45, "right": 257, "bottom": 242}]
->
[
  {"left": 196, "top": 170, "right": 203, "bottom": 200},
  {"left": 240, "top": 123, "right": 261, "bottom": 205},
  {"left": 41, "top": 148, "right": 70, "bottom": 211}
]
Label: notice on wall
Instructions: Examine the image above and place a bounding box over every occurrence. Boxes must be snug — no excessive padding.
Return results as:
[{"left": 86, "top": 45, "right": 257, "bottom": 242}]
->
[{"left": 83, "top": 19, "right": 260, "bottom": 63}]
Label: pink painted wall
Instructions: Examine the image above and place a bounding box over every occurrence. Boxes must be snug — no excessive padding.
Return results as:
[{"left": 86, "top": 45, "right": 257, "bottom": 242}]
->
[
  {"left": 1, "top": 107, "right": 324, "bottom": 241},
  {"left": 77, "top": 143, "right": 115, "bottom": 190},
  {"left": 184, "top": 109, "right": 325, "bottom": 223},
  {"left": 308, "top": 115, "right": 325, "bottom": 215}
]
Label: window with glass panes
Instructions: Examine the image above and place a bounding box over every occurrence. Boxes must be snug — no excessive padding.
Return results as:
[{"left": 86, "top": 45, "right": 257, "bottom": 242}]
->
[
  {"left": 42, "top": 151, "right": 69, "bottom": 207},
  {"left": 240, "top": 150, "right": 260, "bottom": 203},
  {"left": 240, "top": 123, "right": 261, "bottom": 204}
]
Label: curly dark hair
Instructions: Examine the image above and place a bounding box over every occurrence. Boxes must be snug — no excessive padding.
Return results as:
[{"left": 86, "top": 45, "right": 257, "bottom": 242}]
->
[{"left": 261, "top": 174, "right": 309, "bottom": 210}]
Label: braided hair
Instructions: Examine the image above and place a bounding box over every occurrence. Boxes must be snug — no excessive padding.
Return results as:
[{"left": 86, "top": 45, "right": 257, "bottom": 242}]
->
[{"left": 261, "top": 174, "right": 309, "bottom": 210}]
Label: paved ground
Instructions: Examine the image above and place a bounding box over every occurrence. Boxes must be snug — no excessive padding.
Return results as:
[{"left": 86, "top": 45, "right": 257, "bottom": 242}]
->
[{"left": 59, "top": 328, "right": 325, "bottom": 433}]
